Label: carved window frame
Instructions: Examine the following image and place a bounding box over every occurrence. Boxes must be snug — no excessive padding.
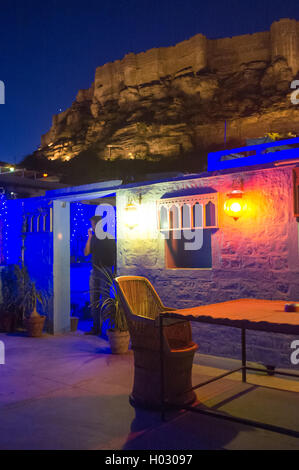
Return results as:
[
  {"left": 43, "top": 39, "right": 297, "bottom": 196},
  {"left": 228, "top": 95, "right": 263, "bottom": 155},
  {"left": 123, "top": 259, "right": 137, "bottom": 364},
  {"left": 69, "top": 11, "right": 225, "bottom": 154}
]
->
[{"left": 156, "top": 193, "right": 219, "bottom": 232}]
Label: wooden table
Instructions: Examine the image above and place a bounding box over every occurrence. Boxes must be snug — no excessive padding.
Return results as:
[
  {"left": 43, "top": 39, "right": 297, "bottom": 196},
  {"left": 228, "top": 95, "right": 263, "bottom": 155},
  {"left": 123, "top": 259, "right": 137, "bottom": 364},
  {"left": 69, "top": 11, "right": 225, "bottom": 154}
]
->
[{"left": 159, "top": 298, "right": 299, "bottom": 438}]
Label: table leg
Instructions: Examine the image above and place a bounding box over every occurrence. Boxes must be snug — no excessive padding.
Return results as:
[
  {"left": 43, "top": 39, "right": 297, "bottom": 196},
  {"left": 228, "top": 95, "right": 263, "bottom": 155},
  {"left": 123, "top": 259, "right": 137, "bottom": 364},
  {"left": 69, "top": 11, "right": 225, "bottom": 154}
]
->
[{"left": 242, "top": 328, "right": 247, "bottom": 383}]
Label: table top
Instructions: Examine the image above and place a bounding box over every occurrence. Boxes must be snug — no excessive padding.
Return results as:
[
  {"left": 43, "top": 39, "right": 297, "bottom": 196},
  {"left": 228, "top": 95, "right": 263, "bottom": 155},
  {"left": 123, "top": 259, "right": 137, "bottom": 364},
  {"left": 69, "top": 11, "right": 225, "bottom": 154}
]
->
[{"left": 164, "top": 298, "right": 299, "bottom": 335}]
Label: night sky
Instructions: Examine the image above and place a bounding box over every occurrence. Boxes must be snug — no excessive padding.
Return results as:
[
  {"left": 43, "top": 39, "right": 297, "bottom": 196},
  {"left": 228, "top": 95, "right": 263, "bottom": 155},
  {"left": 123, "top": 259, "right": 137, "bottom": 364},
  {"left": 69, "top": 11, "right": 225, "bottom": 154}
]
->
[{"left": 0, "top": 0, "right": 298, "bottom": 164}]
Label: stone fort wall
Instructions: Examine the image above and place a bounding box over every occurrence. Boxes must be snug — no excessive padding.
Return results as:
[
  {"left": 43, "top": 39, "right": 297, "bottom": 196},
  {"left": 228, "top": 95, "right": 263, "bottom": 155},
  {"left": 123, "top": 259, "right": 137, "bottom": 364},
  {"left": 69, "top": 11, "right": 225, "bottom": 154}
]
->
[{"left": 93, "top": 18, "right": 299, "bottom": 105}]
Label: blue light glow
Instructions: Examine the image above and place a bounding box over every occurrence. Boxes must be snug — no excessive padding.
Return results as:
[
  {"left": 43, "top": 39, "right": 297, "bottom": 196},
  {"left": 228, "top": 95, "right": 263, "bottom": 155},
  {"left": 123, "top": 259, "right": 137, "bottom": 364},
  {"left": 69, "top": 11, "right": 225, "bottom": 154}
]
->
[
  {"left": 0, "top": 193, "right": 8, "bottom": 264},
  {"left": 70, "top": 203, "right": 95, "bottom": 262},
  {"left": 208, "top": 137, "right": 299, "bottom": 171}
]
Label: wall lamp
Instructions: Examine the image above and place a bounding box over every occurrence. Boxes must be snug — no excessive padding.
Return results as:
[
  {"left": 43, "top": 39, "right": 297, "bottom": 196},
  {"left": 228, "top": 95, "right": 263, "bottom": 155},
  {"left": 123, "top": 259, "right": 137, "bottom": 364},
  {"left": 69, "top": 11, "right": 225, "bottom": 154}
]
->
[
  {"left": 224, "top": 190, "right": 247, "bottom": 220},
  {"left": 124, "top": 194, "right": 142, "bottom": 229}
]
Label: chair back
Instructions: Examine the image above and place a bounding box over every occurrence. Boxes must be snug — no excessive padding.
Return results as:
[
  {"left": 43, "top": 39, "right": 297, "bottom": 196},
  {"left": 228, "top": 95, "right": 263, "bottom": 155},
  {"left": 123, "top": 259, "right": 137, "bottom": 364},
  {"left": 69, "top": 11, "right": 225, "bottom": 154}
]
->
[
  {"left": 115, "top": 275, "right": 196, "bottom": 356},
  {"left": 115, "top": 276, "right": 166, "bottom": 351},
  {"left": 115, "top": 276, "right": 165, "bottom": 320}
]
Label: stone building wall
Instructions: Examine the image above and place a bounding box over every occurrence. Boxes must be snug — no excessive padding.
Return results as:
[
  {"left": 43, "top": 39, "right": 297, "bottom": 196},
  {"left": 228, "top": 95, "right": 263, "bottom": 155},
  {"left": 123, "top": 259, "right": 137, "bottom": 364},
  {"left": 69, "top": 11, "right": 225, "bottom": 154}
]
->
[{"left": 116, "top": 164, "right": 299, "bottom": 368}]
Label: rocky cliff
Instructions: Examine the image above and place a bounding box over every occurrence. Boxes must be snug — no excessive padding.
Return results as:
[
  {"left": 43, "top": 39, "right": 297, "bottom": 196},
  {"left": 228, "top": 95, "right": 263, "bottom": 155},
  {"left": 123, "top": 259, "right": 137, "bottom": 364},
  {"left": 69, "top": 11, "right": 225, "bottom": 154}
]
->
[{"left": 35, "top": 18, "right": 299, "bottom": 164}]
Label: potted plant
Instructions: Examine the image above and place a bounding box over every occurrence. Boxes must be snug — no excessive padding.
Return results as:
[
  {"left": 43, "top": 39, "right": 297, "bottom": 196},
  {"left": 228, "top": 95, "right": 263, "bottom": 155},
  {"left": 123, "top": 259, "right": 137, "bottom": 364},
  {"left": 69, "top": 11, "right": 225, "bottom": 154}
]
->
[
  {"left": 95, "top": 266, "right": 130, "bottom": 354},
  {"left": 21, "top": 281, "right": 47, "bottom": 337}
]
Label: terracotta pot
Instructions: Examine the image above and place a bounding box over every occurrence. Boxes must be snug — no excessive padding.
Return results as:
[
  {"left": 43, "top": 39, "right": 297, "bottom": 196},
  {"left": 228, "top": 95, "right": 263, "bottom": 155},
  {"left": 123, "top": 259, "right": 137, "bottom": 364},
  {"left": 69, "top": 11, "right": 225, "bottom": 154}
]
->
[
  {"left": 25, "top": 310, "right": 46, "bottom": 337},
  {"left": 107, "top": 329, "right": 130, "bottom": 354},
  {"left": 70, "top": 316, "right": 79, "bottom": 332}
]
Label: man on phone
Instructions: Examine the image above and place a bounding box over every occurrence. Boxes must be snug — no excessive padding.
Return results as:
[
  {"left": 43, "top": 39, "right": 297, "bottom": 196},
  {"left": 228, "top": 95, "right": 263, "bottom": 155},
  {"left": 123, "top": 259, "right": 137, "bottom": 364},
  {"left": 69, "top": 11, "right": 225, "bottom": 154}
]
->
[{"left": 84, "top": 215, "right": 116, "bottom": 335}]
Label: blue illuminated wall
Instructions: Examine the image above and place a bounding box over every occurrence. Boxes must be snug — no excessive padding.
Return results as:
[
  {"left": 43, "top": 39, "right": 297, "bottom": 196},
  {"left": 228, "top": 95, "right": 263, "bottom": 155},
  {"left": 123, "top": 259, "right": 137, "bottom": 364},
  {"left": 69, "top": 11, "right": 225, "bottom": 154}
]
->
[
  {"left": 6, "top": 198, "right": 23, "bottom": 266},
  {"left": 8, "top": 198, "right": 53, "bottom": 318},
  {"left": 22, "top": 198, "right": 53, "bottom": 296},
  {"left": 0, "top": 194, "right": 10, "bottom": 265}
]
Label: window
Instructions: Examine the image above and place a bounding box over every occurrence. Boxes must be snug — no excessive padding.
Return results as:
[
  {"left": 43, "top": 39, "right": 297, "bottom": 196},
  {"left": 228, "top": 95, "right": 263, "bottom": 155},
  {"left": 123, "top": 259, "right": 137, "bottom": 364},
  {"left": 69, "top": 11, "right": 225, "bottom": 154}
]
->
[{"left": 157, "top": 193, "right": 219, "bottom": 268}]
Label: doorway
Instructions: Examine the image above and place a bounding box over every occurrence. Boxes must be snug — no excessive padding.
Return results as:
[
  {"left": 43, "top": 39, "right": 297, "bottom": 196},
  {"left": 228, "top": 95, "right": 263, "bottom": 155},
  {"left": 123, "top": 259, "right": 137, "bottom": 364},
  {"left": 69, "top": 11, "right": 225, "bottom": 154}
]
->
[{"left": 69, "top": 196, "right": 116, "bottom": 333}]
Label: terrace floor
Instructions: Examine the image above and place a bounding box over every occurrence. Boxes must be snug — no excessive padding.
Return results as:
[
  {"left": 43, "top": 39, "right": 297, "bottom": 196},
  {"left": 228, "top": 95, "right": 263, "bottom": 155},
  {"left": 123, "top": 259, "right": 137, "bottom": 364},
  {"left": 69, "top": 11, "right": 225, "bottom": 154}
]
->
[{"left": 1, "top": 327, "right": 299, "bottom": 450}]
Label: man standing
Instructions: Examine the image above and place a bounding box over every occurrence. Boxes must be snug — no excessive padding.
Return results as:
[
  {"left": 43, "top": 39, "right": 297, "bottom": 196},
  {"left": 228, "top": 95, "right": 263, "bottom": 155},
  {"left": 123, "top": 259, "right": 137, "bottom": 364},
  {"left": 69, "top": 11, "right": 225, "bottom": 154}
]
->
[{"left": 84, "top": 215, "right": 116, "bottom": 335}]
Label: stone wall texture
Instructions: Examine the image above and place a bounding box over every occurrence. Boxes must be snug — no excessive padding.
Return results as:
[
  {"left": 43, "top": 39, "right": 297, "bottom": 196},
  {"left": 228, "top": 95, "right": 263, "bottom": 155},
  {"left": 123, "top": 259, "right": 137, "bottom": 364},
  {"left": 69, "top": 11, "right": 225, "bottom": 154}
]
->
[
  {"left": 35, "top": 18, "right": 299, "bottom": 164},
  {"left": 116, "top": 163, "right": 299, "bottom": 368}
]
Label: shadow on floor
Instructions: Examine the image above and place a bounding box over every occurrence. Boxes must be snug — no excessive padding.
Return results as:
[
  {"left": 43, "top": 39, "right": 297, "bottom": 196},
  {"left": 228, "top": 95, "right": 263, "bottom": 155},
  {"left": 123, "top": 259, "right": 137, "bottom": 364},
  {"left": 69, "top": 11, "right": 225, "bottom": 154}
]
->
[
  {"left": 0, "top": 388, "right": 250, "bottom": 450},
  {"left": 123, "top": 404, "right": 247, "bottom": 450}
]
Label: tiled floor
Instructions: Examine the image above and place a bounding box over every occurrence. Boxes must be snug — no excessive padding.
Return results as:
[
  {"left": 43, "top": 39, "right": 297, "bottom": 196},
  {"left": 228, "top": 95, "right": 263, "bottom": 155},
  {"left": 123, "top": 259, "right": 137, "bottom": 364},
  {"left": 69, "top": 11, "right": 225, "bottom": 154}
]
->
[{"left": 1, "top": 329, "right": 299, "bottom": 450}]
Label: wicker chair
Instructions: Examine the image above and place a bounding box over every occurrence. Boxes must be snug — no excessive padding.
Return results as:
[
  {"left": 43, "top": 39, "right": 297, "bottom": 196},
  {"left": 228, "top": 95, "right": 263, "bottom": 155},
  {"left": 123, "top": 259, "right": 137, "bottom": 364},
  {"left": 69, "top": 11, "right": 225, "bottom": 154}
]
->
[{"left": 115, "top": 275, "right": 198, "bottom": 409}]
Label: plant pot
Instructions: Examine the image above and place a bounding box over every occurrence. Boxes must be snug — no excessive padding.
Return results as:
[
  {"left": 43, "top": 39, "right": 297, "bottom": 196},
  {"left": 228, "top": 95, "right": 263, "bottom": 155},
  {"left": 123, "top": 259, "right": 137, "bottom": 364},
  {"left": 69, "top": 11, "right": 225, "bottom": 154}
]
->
[
  {"left": 25, "top": 315, "right": 46, "bottom": 337},
  {"left": 70, "top": 316, "right": 79, "bottom": 332},
  {"left": 107, "top": 329, "right": 130, "bottom": 354}
]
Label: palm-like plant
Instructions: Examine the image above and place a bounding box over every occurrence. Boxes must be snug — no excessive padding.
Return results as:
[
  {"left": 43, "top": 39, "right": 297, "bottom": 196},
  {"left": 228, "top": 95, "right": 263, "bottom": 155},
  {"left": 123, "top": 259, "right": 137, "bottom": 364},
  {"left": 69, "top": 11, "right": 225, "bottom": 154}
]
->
[
  {"left": 92, "top": 265, "right": 128, "bottom": 331},
  {"left": 20, "top": 281, "right": 46, "bottom": 318},
  {"left": 1, "top": 264, "right": 31, "bottom": 321}
]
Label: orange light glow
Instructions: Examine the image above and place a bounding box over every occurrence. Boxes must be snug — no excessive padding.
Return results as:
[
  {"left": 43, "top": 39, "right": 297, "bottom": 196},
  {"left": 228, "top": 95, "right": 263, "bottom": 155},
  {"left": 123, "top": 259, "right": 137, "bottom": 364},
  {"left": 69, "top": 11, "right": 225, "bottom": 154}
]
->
[
  {"left": 224, "top": 193, "right": 247, "bottom": 220},
  {"left": 43, "top": 173, "right": 48, "bottom": 178}
]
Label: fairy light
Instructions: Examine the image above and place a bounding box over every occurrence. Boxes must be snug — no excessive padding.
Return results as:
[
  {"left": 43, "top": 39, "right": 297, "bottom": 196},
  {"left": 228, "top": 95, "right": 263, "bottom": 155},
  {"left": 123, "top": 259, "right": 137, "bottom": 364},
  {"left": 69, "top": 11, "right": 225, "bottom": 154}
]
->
[
  {"left": 0, "top": 193, "right": 9, "bottom": 264},
  {"left": 70, "top": 203, "right": 92, "bottom": 260}
]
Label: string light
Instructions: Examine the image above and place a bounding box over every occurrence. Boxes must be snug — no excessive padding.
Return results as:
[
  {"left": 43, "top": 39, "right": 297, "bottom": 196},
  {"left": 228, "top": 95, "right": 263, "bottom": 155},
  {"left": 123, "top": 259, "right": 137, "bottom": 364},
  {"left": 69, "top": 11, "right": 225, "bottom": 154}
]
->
[
  {"left": 0, "top": 193, "right": 8, "bottom": 264},
  {"left": 70, "top": 203, "right": 93, "bottom": 260}
]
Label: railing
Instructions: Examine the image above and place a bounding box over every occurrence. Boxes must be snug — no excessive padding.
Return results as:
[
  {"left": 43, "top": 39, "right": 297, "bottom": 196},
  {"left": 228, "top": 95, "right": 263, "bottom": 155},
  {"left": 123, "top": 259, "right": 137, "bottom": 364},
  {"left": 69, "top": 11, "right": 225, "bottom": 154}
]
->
[{"left": 208, "top": 137, "right": 299, "bottom": 171}]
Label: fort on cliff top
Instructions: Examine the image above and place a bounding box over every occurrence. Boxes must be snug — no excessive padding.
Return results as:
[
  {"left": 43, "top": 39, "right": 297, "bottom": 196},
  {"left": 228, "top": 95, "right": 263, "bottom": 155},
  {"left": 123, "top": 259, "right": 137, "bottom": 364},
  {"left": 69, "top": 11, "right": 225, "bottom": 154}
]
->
[{"left": 35, "top": 18, "right": 299, "bottom": 164}]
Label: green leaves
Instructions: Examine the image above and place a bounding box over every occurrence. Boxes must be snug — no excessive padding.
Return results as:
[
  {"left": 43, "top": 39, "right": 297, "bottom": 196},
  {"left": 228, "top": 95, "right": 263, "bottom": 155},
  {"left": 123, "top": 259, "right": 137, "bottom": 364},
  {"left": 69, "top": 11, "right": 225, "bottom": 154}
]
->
[
  {"left": 1, "top": 264, "right": 48, "bottom": 319},
  {"left": 92, "top": 265, "right": 128, "bottom": 332}
]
